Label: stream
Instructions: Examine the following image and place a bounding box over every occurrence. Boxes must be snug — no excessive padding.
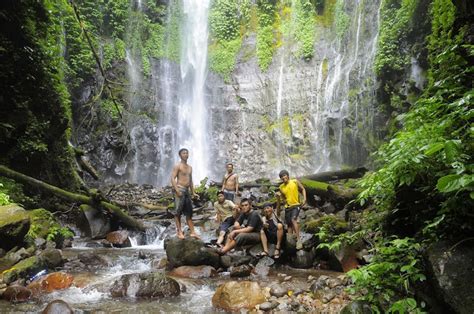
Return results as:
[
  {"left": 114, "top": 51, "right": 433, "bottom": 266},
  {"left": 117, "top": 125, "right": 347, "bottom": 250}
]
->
[{"left": 0, "top": 223, "right": 342, "bottom": 313}]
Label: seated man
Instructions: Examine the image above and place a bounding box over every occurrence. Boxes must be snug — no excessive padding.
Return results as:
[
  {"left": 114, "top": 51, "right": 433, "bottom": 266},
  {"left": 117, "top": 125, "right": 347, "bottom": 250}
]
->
[
  {"left": 258, "top": 203, "right": 285, "bottom": 259},
  {"left": 218, "top": 198, "right": 262, "bottom": 255},
  {"left": 214, "top": 190, "right": 239, "bottom": 247}
]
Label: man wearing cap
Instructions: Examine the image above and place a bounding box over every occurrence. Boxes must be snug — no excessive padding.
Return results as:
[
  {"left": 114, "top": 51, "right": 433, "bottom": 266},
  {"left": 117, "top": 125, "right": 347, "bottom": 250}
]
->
[
  {"left": 258, "top": 203, "right": 285, "bottom": 258},
  {"left": 276, "top": 169, "right": 306, "bottom": 250},
  {"left": 214, "top": 190, "right": 240, "bottom": 247},
  {"left": 218, "top": 198, "right": 262, "bottom": 255}
]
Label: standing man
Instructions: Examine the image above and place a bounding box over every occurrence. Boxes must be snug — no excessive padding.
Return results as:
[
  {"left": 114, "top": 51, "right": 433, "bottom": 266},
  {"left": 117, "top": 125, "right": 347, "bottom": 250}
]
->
[
  {"left": 221, "top": 162, "right": 239, "bottom": 202},
  {"left": 214, "top": 190, "right": 240, "bottom": 247},
  {"left": 276, "top": 170, "right": 306, "bottom": 250},
  {"left": 218, "top": 198, "right": 262, "bottom": 255},
  {"left": 170, "top": 148, "right": 200, "bottom": 239}
]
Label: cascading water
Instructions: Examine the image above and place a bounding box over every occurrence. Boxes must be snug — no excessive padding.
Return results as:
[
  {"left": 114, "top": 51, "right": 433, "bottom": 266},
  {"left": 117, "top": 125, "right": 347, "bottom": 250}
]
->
[{"left": 177, "top": 0, "right": 211, "bottom": 183}]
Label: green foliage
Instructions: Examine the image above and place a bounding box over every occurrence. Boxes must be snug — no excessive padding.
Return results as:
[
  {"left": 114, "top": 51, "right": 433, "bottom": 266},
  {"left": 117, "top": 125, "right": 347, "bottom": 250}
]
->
[
  {"left": 293, "top": 0, "right": 317, "bottom": 59},
  {"left": 210, "top": 0, "right": 240, "bottom": 41},
  {"left": 0, "top": 183, "right": 10, "bottom": 206},
  {"left": 256, "top": 1, "right": 277, "bottom": 70},
  {"left": 347, "top": 237, "right": 426, "bottom": 312},
  {"left": 374, "top": 0, "right": 419, "bottom": 75},
  {"left": 26, "top": 209, "right": 74, "bottom": 245},
  {"left": 208, "top": 38, "right": 243, "bottom": 82},
  {"left": 194, "top": 178, "right": 219, "bottom": 203},
  {"left": 334, "top": 0, "right": 349, "bottom": 39}
]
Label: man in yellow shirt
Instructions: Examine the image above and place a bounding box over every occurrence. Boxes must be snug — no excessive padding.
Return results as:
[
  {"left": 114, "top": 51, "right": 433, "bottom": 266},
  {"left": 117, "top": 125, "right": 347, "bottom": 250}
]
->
[{"left": 276, "top": 170, "right": 306, "bottom": 250}]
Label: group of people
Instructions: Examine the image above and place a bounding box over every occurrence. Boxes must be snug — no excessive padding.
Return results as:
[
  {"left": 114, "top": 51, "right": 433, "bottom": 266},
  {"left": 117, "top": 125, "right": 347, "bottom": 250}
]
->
[{"left": 170, "top": 148, "right": 307, "bottom": 258}]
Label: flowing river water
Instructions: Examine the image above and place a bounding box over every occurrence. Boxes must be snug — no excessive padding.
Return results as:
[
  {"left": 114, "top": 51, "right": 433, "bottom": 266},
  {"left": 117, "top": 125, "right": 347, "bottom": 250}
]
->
[{"left": 0, "top": 223, "right": 341, "bottom": 313}]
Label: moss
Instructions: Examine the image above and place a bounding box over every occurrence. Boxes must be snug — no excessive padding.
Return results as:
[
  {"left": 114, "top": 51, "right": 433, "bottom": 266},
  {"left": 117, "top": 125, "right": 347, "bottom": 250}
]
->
[
  {"left": 300, "top": 179, "right": 329, "bottom": 192},
  {"left": 208, "top": 37, "right": 243, "bottom": 82},
  {"left": 303, "top": 215, "right": 348, "bottom": 234},
  {"left": 26, "top": 209, "right": 73, "bottom": 245},
  {"left": 2, "top": 256, "right": 44, "bottom": 284}
]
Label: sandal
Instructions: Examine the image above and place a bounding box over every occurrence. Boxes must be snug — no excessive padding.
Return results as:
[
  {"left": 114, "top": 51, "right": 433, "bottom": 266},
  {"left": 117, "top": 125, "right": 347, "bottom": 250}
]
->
[
  {"left": 256, "top": 251, "right": 268, "bottom": 258},
  {"left": 274, "top": 248, "right": 280, "bottom": 259}
]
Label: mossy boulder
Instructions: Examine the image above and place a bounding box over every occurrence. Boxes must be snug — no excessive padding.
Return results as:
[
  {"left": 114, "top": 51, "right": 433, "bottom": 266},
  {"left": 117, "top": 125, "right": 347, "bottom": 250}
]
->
[
  {"left": 303, "top": 216, "right": 348, "bottom": 234},
  {"left": 300, "top": 179, "right": 361, "bottom": 210},
  {"left": 0, "top": 204, "right": 30, "bottom": 251},
  {"left": 26, "top": 209, "right": 73, "bottom": 248},
  {"left": 1, "top": 256, "right": 44, "bottom": 284}
]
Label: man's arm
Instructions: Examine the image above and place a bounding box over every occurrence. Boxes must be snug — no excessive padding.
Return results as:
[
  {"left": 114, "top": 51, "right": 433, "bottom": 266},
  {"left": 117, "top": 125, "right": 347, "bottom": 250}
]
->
[
  {"left": 297, "top": 179, "right": 307, "bottom": 205},
  {"left": 235, "top": 175, "right": 240, "bottom": 195},
  {"left": 170, "top": 165, "right": 181, "bottom": 196},
  {"left": 189, "top": 167, "right": 198, "bottom": 198}
]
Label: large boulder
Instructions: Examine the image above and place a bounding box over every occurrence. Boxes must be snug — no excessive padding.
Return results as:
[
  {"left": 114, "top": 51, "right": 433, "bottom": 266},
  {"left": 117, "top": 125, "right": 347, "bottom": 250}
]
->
[
  {"left": 290, "top": 249, "right": 315, "bottom": 269},
  {"left": 424, "top": 240, "right": 474, "bottom": 313},
  {"left": 42, "top": 300, "right": 74, "bottom": 314},
  {"left": 39, "top": 249, "right": 64, "bottom": 269},
  {"left": 0, "top": 204, "right": 30, "bottom": 251},
  {"left": 2, "top": 285, "right": 32, "bottom": 302},
  {"left": 106, "top": 230, "right": 131, "bottom": 248},
  {"left": 164, "top": 237, "right": 220, "bottom": 268},
  {"left": 110, "top": 271, "right": 180, "bottom": 298},
  {"left": 169, "top": 265, "right": 217, "bottom": 279},
  {"left": 27, "top": 272, "right": 74, "bottom": 294},
  {"left": 1, "top": 256, "right": 44, "bottom": 284},
  {"left": 77, "top": 204, "right": 111, "bottom": 239},
  {"left": 212, "top": 281, "right": 266, "bottom": 311}
]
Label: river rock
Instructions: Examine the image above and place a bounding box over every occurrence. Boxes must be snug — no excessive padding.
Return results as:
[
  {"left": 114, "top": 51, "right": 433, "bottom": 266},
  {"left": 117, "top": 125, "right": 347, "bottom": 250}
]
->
[
  {"left": 106, "top": 230, "right": 131, "bottom": 248},
  {"left": 169, "top": 265, "right": 217, "bottom": 279},
  {"left": 28, "top": 272, "right": 74, "bottom": 294},
  {"left": 0, "top": 204, "right": 30, "bottom": 251},
  {"left": 164, "top": 237, "right": 220, "bottom": 268},
  {"left": 212, "top": 281, "right": 266, "bottom": 311},
  {"left": 77, "top": 252, "right": 111, "bottom": 268},
  {"left": 1, "top": 256, "right": 44, "bottom": 284},
  {"left": 424, "top": 240, "right": 474, "bottom": 313},
  {"left": 2, "top": 285, "right": 32, "bottom": 302},
  {"left": 290, "top": 249, "right": 315, "bottom": 269},
  {"left": 77, "top": 204, "right": 111, "bottom": 239},
  {"left": 270, "top": 285, "right": 287, "bottom": 297},
  {"left": 42, "top": 299, "right": 74, "bottom": 314},
  {"left": 110, "top": 271, "right": 180, "bottom": 298},
  {"left": 39, "top": 249, "right": 64, "bottom": 268},
  {"left": 340, "top": 300, "right": 372, "bottom": 314},
  {"left": 259, "top": 300, "right": 279, "bottom": 311},
  {"left": 230, "top": 264, "right": 252, "bottom": 277},
  {"left": 254, "top": 256, "right": 275, "bottom": 276}
]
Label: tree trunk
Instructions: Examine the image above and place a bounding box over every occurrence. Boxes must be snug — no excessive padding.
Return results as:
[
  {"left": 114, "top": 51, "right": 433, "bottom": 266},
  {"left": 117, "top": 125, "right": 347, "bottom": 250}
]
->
[{"left": 0, "top": 165, "right": 145, "bottom": 231}]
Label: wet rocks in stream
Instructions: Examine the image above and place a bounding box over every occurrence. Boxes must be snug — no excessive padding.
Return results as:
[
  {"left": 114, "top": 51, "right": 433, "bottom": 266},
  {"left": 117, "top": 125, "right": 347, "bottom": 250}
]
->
[{"left": 110, "top": 271, "right": 180, "bottom": 298}]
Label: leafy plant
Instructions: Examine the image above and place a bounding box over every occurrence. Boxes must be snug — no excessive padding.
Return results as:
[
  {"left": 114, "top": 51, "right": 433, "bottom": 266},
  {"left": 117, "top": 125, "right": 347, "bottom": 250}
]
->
[{"left": 0, "top": 183, "right": 11, "bottom": 206}]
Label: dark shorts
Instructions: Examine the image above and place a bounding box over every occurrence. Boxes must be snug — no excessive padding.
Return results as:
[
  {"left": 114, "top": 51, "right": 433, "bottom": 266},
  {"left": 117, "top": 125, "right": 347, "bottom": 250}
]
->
[
  {"left": 285, "top": 206, "right": 300, "bottom": 226},
  {"left": 263, "top": 224, "right": 285, "bottom": 244},
  {"left": 234, "top": 232, "right": 261, "bottom": 247},
  {"left": 223, "top": 190, "right": 235, "bottom": 202},
  {"left": 219, "top": 216, "right": 235, "bottom": 232},
  {"left": 172, "top": 188, "right": 193, "bottom": 219}
]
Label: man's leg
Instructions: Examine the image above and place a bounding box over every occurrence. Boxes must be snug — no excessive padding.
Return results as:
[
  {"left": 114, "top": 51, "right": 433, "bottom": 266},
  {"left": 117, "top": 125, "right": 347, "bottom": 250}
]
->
[
  {"left": 260, "top": 230, "right": 269, "bottom": 254},
  {"left": 276, "top": 223, "right": 284, "bottom": 250},
  {"left": 186, "top": 216, "right": 200, "bottom": 239},
  {"left": 217, "top": 230, "right": 226, "bottom": 246},
  {"left": 220, "top": 238, "right": 236, "bottom": 254},
  {"left": 175, "top": 215, "right": 184, "bottom": 239}
]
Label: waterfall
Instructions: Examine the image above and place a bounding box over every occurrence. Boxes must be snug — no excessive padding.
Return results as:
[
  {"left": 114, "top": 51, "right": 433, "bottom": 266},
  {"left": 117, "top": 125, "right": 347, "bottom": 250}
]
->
[{"left": 176, "top": 0, "right": 211, "bottom": 183}]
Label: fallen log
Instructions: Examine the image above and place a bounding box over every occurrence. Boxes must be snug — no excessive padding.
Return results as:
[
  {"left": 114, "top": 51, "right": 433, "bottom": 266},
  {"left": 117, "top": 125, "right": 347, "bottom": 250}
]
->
[
  {"left": 300, "top": 167, "right": 368, "bottom": 182},
  {"left": 0, "top": 165, "right": 145, "bottom": 231},
  {"left": 113, "top": 200, "right": 167, "bottom": 211}
]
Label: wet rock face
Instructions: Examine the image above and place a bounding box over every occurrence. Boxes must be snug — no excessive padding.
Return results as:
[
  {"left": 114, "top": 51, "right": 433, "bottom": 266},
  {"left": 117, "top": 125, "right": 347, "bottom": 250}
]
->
[
  {"left": 28, "top": 272, "right": 74, "bottom": 294},
  {"left": 164, "top": 237, "right": 220, "bottom": 269},
  {"left": 169, "top": 265, "right": 217, "bottom": 279},
  {"left": 2, "top": 285, "right": 32, "bottom": 302},
  {"left": 212, "top": 281, "right": 266, "bottom": 311},
  {"left": 424, "top": 240, "right": 474, "bottom": 313},
  {"left": 0, "top": 204, "right": 30, "bottom": 251},
  {"left": 42, "top": 299, "right": 74, "bottom": 314},
  {"left": 110, "top": 271, "right": 180, "bottom": 298},
  {"left": 2, "top": 256, "right": 44, "bottom": 284},
  {"left": 106, "top": 230, "right": 131, "bottom": 248}
]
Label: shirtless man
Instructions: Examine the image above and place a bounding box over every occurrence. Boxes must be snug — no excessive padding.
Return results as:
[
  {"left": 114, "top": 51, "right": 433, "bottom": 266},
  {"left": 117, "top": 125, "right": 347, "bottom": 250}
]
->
[
  {"left": 221, "top": 162, "right": 240, "bottom": 202},
  {"left": 170, "top": 148, "right": 200, "bottom": 239}
]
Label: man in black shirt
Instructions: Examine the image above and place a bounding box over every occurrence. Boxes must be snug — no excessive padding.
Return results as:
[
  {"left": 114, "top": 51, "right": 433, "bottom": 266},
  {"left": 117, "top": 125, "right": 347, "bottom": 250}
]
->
[{"left": 218, "top": 198, "right": 262, "bottom": 255}]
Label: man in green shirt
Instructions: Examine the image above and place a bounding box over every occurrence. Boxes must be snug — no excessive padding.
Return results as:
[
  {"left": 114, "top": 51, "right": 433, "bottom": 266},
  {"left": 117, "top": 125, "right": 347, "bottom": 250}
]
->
[{"left": 214, "top": 190, "right": 239, "bottom": 247}]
